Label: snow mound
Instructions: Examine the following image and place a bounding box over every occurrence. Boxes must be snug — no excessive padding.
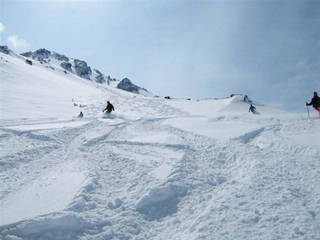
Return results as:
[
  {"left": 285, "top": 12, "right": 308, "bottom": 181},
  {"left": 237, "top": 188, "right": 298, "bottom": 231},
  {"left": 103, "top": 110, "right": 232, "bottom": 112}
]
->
[
  {"left": 0, "top": 161, "right": 88, "bottom": 226},
  {"left": 0, "top": 213, "right": 109, "bottom": 240},
  {"left": 136, "top": 184, "right": 188, "bottom": 220}
]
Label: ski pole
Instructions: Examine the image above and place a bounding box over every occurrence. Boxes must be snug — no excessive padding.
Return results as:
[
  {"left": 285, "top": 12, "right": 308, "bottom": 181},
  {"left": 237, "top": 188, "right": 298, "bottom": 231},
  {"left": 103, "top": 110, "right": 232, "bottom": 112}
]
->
[{"left": 306, "top": 103, "right": 310, "bottom": 120}]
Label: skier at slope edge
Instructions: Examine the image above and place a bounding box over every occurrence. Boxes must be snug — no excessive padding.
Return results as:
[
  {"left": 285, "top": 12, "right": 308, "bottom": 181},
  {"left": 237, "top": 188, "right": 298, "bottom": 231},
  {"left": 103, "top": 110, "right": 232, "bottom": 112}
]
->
[
  {"left": 103, "top": 101, "right": 115, "bottom": 113},
  {"left": 249, "top": 104, "right": 256, "bottom": 114},
  {"left": 306, "top": 91, "right": 320, "bottom": 114}
]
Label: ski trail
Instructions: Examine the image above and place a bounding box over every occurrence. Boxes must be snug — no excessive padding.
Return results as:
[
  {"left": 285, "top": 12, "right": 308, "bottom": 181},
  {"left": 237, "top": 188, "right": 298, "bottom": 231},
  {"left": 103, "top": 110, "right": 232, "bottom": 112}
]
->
[
  {"left": 1, "top": 94, "right": 320, "bottom": 240},
  {"left": 0, "top": 163, "right": 88, "bottom": 225},
  {"left": 149, "top": 121, "right": 320, "bottom": 240},
  {"left": 0, "top": 124, "right": 91, "bottom": 226}
]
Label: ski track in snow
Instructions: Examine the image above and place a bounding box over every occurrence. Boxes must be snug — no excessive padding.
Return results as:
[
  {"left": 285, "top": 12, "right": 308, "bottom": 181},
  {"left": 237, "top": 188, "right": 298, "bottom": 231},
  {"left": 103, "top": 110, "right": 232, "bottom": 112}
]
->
[
  {"left": 1, "top": 96, "right": 320, "bottom": 240},
  {"left": 1, "top": 53, "right": 320, "bottom": 240}
]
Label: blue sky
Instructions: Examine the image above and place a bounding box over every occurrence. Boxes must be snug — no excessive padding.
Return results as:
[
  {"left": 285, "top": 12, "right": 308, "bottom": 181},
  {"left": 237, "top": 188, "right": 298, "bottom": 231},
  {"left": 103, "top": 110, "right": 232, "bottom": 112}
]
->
[{"left": 1, "top": 0, "right": 320, "bottom": 111}]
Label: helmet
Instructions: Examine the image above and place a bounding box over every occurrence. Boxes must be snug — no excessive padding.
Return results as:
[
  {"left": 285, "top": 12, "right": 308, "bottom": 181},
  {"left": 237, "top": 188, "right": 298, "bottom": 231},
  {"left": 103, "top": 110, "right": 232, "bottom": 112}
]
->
[{"left": 314, "top": 92, "right": 318, "bottom": 96}]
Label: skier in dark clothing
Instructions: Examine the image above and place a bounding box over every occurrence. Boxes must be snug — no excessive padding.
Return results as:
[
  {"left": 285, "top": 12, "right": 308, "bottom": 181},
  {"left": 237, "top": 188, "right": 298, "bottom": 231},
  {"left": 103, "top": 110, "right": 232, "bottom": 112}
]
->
[
  {"left": 249, "top": 104, "right": 256, "bottom": 114},
  {"left": 306, "top": 91, "right": 320, "bottom": 114},
  {"left": 103, "top": 101, "right": 115, "bottom": 113}
]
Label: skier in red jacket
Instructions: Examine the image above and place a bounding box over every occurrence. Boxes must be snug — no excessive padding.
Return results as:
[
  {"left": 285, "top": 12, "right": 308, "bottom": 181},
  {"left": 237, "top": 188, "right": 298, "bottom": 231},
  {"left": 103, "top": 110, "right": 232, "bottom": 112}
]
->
[
  {"left": 306, "top": 91, "right": 320, "bottom": 113},
  {"left": 103, "top": 101, "right": 115, "bottom": 113}
]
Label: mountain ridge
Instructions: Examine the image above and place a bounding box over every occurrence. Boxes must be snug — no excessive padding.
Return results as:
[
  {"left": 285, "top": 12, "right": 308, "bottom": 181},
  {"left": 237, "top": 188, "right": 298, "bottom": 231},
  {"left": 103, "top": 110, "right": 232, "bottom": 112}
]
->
[{"left": 17, "top": 47, "right": 149, "bottom": 95}]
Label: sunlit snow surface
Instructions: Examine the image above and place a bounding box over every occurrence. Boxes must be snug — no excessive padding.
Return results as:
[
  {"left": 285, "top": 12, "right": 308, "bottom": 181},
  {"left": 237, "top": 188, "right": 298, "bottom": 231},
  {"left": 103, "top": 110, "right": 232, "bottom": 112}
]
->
[{"left": 1, "top": 51, "right": 320, "bottom": 240}]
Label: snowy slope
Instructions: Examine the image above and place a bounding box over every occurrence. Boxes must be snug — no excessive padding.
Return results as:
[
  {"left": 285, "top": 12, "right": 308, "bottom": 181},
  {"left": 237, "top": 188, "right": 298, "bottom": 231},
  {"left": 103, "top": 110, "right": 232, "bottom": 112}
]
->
[
  {"left": 1, "top": 50, "right": 320, "bottom": 240},
  {"left": 0, "top": 51, "right": 105, "bottom": 122}
]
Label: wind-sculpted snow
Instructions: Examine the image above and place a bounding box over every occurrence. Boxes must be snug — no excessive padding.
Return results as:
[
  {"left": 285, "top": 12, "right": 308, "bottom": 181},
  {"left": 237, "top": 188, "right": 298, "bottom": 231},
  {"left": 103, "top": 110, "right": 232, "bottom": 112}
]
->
[
  {"left": 0, "top": 213, "right": 109, "bottom": 240},
  {"left": 136, "top": 184, "right": 188, "bottom": 220},
  {"left": 1, "top": 49, "right": 320, "bottom": 239},
  {"left": 0, "top": 145, "right": 60, "bottom": 170},
  {"left": 234, "top": 127, "right": 265, "bottom": 143}
]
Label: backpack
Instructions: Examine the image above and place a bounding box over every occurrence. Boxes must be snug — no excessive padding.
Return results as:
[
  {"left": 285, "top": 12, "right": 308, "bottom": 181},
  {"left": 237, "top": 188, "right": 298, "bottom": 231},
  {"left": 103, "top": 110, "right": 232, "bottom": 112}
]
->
[{"left": 314, "top": 96, "right": 320, "bottom": 107}]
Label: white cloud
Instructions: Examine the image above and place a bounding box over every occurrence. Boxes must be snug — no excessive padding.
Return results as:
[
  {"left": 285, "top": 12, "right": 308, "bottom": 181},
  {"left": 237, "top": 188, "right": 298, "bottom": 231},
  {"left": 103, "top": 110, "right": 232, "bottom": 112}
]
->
[
  {"left": 0, "top": 22, "right": 5, "bottom": 33},
  {"left": 7, "top": 35, "right": 30, "bottom": 51}
]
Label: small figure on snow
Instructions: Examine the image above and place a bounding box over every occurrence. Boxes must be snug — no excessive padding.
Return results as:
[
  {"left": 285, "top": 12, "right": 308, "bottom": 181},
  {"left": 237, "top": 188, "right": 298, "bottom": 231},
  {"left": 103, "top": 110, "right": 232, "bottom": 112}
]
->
[
  {"left": 103, "top": 101, "right": 115, "bottom": 113},
  {"left": 78, "top": 111, "right": 84, "bottom": 118},
  {"left": 306, "top": 91, "right": 320, "bottom": 114},
  {"left": 249, "top": 104, "right": 256, "bottom": 114}
]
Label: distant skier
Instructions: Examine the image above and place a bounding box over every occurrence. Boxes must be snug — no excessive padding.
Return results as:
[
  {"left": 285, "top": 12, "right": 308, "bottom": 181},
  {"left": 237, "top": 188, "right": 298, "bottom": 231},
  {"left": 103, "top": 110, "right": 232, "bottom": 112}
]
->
[
  {"left": 249, "top": 104, "right": 256, "bottom": 114},
  {"left": 306, "top": 91, "right": 320, "bottom": 114},
  {"left": 78, "top": 111, "right": 83, "bottom": 118},
  {"left": 103, "top": 101, "right": 115, "bottom": 113}
]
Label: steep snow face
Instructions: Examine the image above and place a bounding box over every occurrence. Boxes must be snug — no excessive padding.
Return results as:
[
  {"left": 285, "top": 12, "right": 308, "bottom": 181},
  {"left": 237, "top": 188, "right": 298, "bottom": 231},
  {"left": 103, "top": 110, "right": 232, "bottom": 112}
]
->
[
  {"left": 1, "top": 49, "right": 320, "bottom": 240},
  {"left": 0, "top": 51, "right": 105, "bottom": 122}
]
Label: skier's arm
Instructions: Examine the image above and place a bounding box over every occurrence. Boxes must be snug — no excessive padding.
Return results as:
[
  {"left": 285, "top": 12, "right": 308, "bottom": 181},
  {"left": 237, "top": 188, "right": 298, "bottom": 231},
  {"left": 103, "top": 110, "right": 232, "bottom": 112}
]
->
[{"left": 306, "top": 99, "right": 313, "bottom": 106}]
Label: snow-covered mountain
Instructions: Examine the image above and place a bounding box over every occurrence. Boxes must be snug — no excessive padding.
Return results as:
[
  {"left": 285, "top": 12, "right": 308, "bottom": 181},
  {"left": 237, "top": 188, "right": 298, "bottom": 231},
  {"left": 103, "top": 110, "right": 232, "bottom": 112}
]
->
[
  {"left": 1, "top": 47, "right": 320, "bottom": 240},
  {"left": 19, "top": 47, "right": 150, "bottom": 95}
]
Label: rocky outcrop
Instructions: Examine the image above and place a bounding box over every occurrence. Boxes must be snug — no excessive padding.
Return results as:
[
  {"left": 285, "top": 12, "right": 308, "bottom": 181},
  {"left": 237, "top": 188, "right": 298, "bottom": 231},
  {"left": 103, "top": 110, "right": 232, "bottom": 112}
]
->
[
  {"left": 34, "top": 48, "right": 51, "bottom": 60},
  {"left": 117, "top": 78, "right": 149, "bottom": 95},
  {"left": 22, "top": 49, "right": 69, "bottom": 62},
  {"left": 53, "top": 53, "right": 69, "bottom": 62},
  {"left": 26, "top": 59, "right": 33, "bottom": 65},
  {"left": 94, "top": 69, "right": 105, "bottom": 83},
  {"left": 21, "top": 48, "right": 51, "bottom": 61},
  {"left": 60, "top": 62, "right": 72, "bottom": 72},
  {"left": 74, "top": 59, "right": 92, "bottom": 80},
  {"left": 19, "top": 48, "right": 148, "bottom": 94},
  {"left": 117, "top": 78, "right": 140, "bottom": 93},
  {"left": 21, "top": 51, "right": 32, "bottom": 57},
  {"left": 0, "top": 45, "right": 10, "bottom": 54}
]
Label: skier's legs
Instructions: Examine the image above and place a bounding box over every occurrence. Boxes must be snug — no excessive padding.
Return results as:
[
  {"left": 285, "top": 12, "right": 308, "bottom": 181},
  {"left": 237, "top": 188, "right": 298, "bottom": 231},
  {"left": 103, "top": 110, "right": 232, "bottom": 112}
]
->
[{"left": 315, "top": 107, "right": 320, "bottom": 118}]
